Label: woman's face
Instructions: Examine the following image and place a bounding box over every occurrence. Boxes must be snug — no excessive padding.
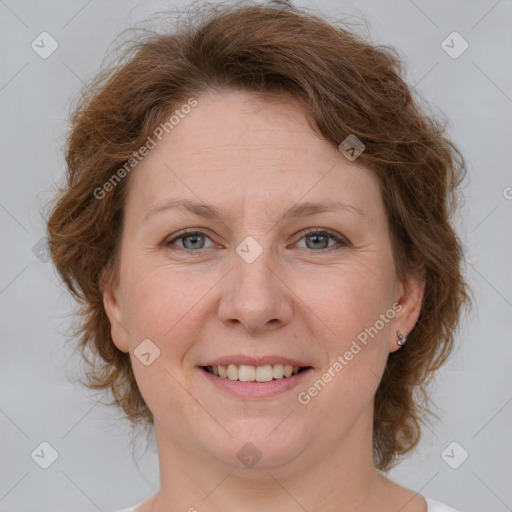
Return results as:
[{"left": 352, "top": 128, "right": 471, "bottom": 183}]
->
[{"left": 104, "top": 90, "right": 423, "bottom": 470}]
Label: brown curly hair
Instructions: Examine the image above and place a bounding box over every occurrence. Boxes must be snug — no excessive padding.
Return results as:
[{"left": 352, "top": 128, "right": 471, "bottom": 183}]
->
[{"left": 46, "top": 0, "right": 469, "bottom": 471}]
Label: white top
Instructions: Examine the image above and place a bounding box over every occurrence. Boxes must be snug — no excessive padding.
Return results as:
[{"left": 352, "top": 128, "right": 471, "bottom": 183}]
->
[{"left": 114, "top": 496, "right": 463, "bottom": 511}]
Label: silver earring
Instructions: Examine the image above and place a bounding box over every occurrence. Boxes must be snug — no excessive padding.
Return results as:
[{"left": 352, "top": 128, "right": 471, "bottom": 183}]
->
[{"left": 397, "top": 331, "right": 407, "bottom": 347}]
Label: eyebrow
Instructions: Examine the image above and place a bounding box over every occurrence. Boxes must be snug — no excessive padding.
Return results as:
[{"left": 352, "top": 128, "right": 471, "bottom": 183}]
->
[{"left": 144, "top": 198, "right": 368, "bottom": 222}]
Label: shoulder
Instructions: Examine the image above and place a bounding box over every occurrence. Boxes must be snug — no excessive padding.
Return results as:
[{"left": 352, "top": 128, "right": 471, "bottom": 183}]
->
[{"left": 426, "top": 496, "right": 464, "bottom": 512}]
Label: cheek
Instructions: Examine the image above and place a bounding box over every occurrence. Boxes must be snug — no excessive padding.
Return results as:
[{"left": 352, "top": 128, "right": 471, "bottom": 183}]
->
[
  {"left": 119, "top": 262, "right": 204, "bottom": 419},
  {"left": 298, "top": 258, "right": 397, "bottom": 404},
  {"left": 120, "top": 254, "right": 183, "bottom": 330},
  {"left": 118, "top": 257, "right": 219, "bottom": 356},
  {"left": 300, "top": 259, "right": 397, "bottom": 344}
]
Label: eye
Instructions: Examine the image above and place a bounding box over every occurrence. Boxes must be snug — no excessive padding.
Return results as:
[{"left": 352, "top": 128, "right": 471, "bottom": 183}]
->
[
  {"left": 164, "top": 228, "right": 349, "bottom": 253},
  {"left": 295, "top": 229, "right": 348, "bottom": 251},
  {"left": 165, "top": 229, "right": 216, "bottom": 251}
]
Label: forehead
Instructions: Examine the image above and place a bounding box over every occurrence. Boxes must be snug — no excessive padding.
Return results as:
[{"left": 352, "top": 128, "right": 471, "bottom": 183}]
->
[
  {"left": 158, "top": 90, "right": 333, "bottom": 160},
  {"left": 125, "top": 90, "right": 382, "bottom": 222}
]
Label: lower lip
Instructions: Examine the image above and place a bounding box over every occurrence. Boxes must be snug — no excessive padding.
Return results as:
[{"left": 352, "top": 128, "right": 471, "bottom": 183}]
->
[{"left": 198, "top": 367, "right": 313, "bottom": 398}]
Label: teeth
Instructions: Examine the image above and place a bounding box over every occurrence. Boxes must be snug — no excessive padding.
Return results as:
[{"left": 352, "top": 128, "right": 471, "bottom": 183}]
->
[
  {"left": 255, "top": 365, "right": 273, "bottom": 382},
  {"left": 273, "top": 364, "right": 284, "bottom": 379},
  {"left": 227, "top": 364, "right": 238, "bottom": 380},
  {"left": 206, "top": 363, "right": 305, "bottom": 382}
]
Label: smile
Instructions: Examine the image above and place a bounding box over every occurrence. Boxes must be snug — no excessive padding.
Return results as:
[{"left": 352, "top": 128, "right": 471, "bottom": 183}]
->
[
  {"left": 202, "top": 363, "right": 310, "bottom": 382},
  {"left": 199, "top": 364, "right": 313, "bottom": 398}
]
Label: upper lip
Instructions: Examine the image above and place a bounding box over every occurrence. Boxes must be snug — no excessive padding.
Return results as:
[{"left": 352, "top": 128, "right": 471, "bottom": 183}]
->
[{"left": 201, "top": 355, "right": 312, "bottom": 368}]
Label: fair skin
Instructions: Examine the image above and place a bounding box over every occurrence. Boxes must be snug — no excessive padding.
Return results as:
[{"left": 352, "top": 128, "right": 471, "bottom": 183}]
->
[{"left": 103, "top": 90, "right": 426, "bottom": 512}]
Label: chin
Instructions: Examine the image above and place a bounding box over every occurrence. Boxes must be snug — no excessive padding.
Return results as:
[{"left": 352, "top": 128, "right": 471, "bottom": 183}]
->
[{"left": 195, "top": 419, "right": 311, "bottom": 471}]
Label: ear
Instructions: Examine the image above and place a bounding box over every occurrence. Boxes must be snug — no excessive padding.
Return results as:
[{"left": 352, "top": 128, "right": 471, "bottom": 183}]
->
[
  {"left": 101, "top": 267, "right": 130, "bottom": 353},
  {"left": 388, "top": 271, "right": 425, "bottom": 353}
]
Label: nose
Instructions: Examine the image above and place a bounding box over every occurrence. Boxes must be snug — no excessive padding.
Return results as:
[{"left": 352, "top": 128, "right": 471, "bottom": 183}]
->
[{"left": 217, "top": 246, "right": 293, "bottom": 335}]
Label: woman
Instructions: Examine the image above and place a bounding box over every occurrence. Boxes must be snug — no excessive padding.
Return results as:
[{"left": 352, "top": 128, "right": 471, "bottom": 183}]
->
[{"left": 47, "top": 1, "right": 469, "bottom": 511}]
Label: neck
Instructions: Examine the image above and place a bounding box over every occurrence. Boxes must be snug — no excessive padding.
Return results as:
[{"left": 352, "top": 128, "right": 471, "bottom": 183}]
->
[{"left": 148, "top": 411, "right": 398, "bottom": 512}]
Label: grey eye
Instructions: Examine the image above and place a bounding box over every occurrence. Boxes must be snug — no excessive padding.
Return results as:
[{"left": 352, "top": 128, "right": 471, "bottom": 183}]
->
[
  {"left": 295, "top": 230, "right": 345, "bottom": 250},
  {"left": 304, "top": 233, "right": 331, "bottom": 250},
  {"left": 181, "top": 233, "right": 206, "bottom": 249},
  {"left": 167, "top": 231, "right": 214, "bottom": 250}
]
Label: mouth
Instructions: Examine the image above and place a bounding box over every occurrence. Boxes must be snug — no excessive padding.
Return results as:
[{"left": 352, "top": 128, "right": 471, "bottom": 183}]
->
[
  {"left": 201, "top": 364, "right": 312, "bottom": 382},
  {"left": 198, "top": 363, "right": 313, "bottom": 398}
]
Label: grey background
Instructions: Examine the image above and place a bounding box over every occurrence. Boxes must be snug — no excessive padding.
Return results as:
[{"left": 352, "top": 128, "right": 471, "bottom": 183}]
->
[{"left": 1, "top": 0, "right": 511, "bottom": 511}]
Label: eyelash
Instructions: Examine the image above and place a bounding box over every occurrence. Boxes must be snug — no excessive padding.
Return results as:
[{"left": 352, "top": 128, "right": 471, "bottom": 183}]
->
[{"left": 164, "top": 228, "right": 349, "bottom": 254}]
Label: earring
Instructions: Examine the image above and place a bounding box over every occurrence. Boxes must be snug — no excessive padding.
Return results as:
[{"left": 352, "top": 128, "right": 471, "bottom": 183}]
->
[{"left": 397, "top": 331, "right": 408, "bottom": 347}]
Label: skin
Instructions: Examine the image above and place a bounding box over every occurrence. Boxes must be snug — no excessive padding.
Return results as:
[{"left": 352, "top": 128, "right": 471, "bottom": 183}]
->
[{"left": 103, "top": 89, "right": 426, "bottom": 512}]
